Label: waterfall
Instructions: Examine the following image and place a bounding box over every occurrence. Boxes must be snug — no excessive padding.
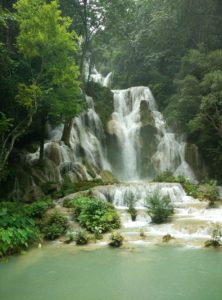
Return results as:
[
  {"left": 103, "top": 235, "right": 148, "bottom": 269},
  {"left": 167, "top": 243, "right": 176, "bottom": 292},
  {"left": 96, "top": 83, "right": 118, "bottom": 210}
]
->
[
  {"left": 22, "top": 72, "right": 196, "bottom": 193},
  {"left": 108, "top": 86, "right": 195, "bottom": 181},
  {"left": 25, "top": 95, "right": 111, "bottom": 183},
  {"left": 90, "top": 68, "right": 112, "bottom": 87},
  {"left": 91, "top": 182, "right": 195, "bottom": 208}
]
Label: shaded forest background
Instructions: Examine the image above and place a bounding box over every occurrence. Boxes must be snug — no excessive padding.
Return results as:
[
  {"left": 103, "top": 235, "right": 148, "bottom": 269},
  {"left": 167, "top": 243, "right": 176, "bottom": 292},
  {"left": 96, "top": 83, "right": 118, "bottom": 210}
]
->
[{"left": 1, "top": 0, "right": 222, "bottom": 182}]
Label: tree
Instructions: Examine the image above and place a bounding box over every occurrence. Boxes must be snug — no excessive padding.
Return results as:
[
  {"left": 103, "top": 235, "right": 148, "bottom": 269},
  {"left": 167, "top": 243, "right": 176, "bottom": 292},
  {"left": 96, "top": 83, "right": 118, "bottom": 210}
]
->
[
  {"left": 0, "top": 5, "right": 33, "bottom": 181},
  {"left": 60, "top": 0, "right": 105, "bottom": 81},
  {"left": 60, "top": 0, "right": 136, "bottom": 83},
  {"left": 14, "top": 0, "right": 82, "bottom": 161},
  {"left": 165, "top": 48, "right": 222, "bottom": 179}
]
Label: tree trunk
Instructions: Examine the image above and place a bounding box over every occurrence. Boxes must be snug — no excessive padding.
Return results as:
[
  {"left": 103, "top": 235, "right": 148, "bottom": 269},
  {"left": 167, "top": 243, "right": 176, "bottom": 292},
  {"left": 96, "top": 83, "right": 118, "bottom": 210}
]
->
[{"left": 61, "top": 119, "right": 74, "bottom": 147}]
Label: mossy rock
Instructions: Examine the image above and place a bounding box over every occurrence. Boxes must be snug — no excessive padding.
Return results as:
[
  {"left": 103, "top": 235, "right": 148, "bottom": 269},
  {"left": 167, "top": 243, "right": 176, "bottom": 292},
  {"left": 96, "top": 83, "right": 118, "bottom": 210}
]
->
[
  {"left": 85, "top": 81, "right": 113, "bottom": 129},
  {"left": 140, "top": 100, "right": 155, "bottom": 127},
  {"left": 162, "top": 234, "right": 174, "bottom": 243},
  {"left": 23, "top": 186, "right": 45, "bottom": 203},
  {"left": 42, "top": 181, "right": 61, "bottom": 195},
  {"left": 84, "top": 161, "right": 100, "bottom": 179},
  {"left": 205, "top": 239, "right": 221, "bottom": 248},
  {"left": 100, "top": 170, "right": 118, "bottom": 183}
]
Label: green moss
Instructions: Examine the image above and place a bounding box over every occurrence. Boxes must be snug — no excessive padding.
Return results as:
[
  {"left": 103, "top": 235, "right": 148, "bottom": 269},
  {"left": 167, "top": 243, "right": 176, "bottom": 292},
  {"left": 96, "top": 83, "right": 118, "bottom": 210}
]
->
[{"left": 100, "top": 170, "right": 118, "bottom": 184}]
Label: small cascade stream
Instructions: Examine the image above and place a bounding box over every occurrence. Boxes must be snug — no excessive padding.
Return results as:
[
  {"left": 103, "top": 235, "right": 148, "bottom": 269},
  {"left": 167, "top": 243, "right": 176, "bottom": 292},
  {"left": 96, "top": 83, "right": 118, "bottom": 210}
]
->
[{"left": 87, "top": 182, "right": 222, "bottom": 245}]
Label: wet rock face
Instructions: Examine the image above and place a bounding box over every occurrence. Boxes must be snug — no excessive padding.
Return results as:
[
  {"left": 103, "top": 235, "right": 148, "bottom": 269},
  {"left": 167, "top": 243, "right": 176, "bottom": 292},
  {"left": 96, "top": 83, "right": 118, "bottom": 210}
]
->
[
  {"left": 46, "top": 142, "right": 62, "bottom": 166},
  {"left": 139, "top": 100, "right": 158, "bottom": 177},
  {"left": 185, "top": 143, "right": 208, "bottom": 181},
  {"left": 139, "top": 100, "right": 155, "bottom": 127},
  {"left": 139, "top": 124, "right": 158, "bottom": 178},
  {"left": 23, "top": 185, "right": 44, "bottom": 203}
]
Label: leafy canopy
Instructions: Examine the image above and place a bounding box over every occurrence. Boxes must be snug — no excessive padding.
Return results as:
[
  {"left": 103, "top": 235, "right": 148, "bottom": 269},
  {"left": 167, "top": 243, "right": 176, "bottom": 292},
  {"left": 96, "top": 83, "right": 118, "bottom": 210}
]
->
[{"left": 14, "top": 0, "right": 82, "bottom": 119}]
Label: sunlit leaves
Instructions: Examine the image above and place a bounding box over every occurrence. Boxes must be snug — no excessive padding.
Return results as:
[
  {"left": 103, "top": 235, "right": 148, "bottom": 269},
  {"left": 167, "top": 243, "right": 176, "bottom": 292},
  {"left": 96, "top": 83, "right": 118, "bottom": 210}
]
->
[{"left": 16, "top": 83, "right": 41, "bottom": 110}]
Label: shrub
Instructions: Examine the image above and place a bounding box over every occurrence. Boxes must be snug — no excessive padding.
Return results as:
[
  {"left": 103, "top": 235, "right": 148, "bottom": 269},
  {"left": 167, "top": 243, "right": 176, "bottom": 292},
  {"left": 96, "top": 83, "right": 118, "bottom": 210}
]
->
[
  {"left": 42, "top": 211, "right": 69, "bottom": 240},
  {"left": 24, "top": 199, "right": 55, "bottom": 218},
  {"left": 125, "top": 192, "right": 137, "bottom": 221},
  {"left": 205, "top": 227, "right": 222, "bottom": 248},
  {"left": 64, "top": 232, "right": 74, "bottom": 244},
  {"left": 202, "top": 180, "right": 219, "bottom": 207},
  {"left": 177, "top": 176, "right": 200, "bottom": 198},
  {"left": 0, "top": 209, "right": 40, "bottom": 257},
  {"left": 72, "top": 197, "right": 121, "bottom": 233},
  {"left": 74, "top": 229, "right": 89, "bottom": 245},
  {"left": 154, "top": 170, "right": 177, "bottom": 183},
  {"left": 109, "top": 232, "right": 124, "bottom": 247},
  {"left": 145, "top": 190, "right": 174, "bottom": 224}
]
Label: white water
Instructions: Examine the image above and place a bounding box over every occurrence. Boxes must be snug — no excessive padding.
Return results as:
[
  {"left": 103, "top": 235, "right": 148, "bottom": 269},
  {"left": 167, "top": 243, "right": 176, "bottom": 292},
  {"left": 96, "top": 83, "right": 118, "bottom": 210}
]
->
[
  {"left": 24, "top": 73, "right": 196, "bottom": 185},
  {"left": 89, "top": 182, "right": 222, "bottom": 243},
  {"left": 109, "top": 86, "right": 195, "bottom": 181},
  {"left": 20, "top": 68, "right": 222, "bottom": 245},
  {"left": 90, "top": 68, "right": 112, "bottom": 87},
  {"left": 25, "top": 95, "right": 111, "bottom": 183}
]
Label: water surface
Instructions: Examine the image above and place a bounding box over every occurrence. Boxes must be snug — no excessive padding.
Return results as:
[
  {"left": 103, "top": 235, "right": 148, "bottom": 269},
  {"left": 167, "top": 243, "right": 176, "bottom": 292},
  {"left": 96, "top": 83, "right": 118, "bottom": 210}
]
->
[{"left": 0, "top": 244, "right": 221, "bottom": 300}]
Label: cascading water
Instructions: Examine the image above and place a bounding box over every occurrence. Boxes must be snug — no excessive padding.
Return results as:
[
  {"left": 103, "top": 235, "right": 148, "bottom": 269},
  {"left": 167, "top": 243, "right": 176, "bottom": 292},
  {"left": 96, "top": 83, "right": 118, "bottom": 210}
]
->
[
  {"left": 19, "top": 67, "right": 222, "bottom": 245},
  {"left": 108, "top": 86, "right": 195, "bottom": 181},
  {"left": 22, "top": 73, "right": 197, "bottom": 191},
  {"left": 87, "top": 182, "right": 222, "bottom": 243},
  {"left": 90, "top": 68, "right": 112, "bottom": 87},
  {"left": 25, "top": 95, "right": 111, "bottom": 184}
]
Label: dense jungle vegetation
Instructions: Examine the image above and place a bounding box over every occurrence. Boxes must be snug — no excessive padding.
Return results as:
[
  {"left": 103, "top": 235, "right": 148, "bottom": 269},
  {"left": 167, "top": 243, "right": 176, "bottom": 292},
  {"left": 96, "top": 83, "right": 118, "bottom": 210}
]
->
[
  {"left": 1, "top": 0, "right": 222, "bottom": 184},
  {"left": 1, "top": 0, "right": 222, "bottom": 256}
]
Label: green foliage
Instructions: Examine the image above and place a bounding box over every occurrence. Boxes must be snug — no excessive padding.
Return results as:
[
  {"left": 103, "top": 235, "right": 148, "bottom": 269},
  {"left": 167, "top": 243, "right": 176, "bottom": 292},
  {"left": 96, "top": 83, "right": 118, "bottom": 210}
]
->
[
  {"left": 165, "top": 49, "right": 222, "bottom": 179},
  {"left": 109, "top": 232, "right": 124, "bottom": 248},
  {"left": 153, "top": 171, "right": 201, "bottom": 198},
  {"left": 153, "top": 172, "right": 220, "bottom": 203},
  {"left": 24, "top": 199, "right": 55, "bottom": 218},
  {"left": 202, "top": 180, "right": 219, "bottom": 207},
  {"left": 125, "top": 192, "right": 137, "bottom": 221},
  {"left": 13, "top": 0, "right": 82, "bottom": 160},
  {"left": 64, "top": 232, "right": 74, "bottom": 244},
  {"left": 74, "top": 229, "right": 89, "bottom": 245},
  {"left": 71, "top": 197, "right": 120, "bottom": 234},
  {"left": 42, "top": 210, "right": 69, "bottom": 240},
  {"left": 61, "top": 178, "right": 104, "bottom": 198},
  {"left": 0, "top": 204, "right": 40, "bottom": 257},
  {"left": 177, "top": 176, "right": 200, "bottom": 199},
  {"left": 145, "top": 191, "right": 174, "bottom": 224},
  {"left": 154, "top": 170, "right": 178, "bottom": 183},
  {"left": 205, "top": 226, "right": 222, "bottom": 248}
]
